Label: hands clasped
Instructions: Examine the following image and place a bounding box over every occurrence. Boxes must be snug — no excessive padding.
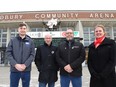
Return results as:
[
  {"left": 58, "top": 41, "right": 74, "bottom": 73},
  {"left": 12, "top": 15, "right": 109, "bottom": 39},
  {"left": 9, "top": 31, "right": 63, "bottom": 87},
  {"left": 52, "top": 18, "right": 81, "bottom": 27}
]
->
[
  {"left": 64, "top": 64, "right": 73, "bottom": 73},
  {"left": 15, "top": 64, "right": 26, "bottom": 71}
]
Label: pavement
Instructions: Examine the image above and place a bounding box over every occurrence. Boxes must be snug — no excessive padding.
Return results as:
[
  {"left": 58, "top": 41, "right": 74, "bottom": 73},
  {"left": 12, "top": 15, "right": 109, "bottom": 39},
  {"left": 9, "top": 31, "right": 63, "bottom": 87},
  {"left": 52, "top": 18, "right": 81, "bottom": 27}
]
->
[{"left": 0, "top": 63, "right": 90, "bottom": 87}]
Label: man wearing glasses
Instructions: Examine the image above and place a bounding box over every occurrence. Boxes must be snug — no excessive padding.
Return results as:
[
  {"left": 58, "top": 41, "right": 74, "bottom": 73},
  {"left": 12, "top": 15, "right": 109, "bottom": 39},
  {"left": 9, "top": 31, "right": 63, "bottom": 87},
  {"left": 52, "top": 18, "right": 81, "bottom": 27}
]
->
[{"left": 56, "top": 29, "right": 85, "bottom": 87}]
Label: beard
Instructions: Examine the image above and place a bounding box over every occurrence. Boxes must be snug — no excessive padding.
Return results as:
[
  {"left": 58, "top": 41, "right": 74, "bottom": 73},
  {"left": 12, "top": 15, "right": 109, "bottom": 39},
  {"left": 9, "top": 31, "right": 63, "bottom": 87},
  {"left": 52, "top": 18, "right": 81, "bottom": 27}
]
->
[{"left": 66, "top": 37, "right": 73, "bottom": 41}]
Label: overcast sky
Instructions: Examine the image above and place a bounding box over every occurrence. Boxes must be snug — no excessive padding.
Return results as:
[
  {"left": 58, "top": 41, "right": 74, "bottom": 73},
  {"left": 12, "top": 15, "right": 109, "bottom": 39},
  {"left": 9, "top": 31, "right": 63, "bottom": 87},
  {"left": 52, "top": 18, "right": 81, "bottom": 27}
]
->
[{"left": 0, "top": 0, "right": 116, "bottom": 12}]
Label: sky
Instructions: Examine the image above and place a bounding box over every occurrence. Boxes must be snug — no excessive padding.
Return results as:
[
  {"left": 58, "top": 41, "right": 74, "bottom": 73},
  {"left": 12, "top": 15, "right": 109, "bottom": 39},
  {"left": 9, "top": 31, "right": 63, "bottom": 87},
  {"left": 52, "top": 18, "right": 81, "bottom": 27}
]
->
[{"left": 0, "top": 0, "right": 116, "bottom": 12}]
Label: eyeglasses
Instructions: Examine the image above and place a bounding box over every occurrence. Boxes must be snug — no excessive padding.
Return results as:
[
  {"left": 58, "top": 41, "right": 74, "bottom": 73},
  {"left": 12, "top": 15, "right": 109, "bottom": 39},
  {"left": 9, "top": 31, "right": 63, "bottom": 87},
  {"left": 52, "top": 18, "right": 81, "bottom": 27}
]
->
[{"left": 66, "top": 32, "right": 73, "bottom": 34}]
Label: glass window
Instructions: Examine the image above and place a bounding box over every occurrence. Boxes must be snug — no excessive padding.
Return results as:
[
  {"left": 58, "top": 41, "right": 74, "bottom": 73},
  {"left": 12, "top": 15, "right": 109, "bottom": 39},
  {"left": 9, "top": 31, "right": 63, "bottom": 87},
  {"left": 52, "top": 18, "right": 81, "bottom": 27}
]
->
[
  {"left": 31, "top": 28, "right": 36, "bottom": 31},
  {"left": 105, "top": 27, "right": 112, "bottom": 38},
  {"left": 11, "top": 34, "right": 16, "bottom": 38},
  {"left": 3, "top": 29, "right": 7, "bottom": 32},
  {"left": 114, "top": 37, "right": 116, "bottom": 40},
  {"left": 113, "top": 27, "right": 116, "bottom": 41},
  {"left": 83, "top": 27, "right": 95, "bottom": 46},
  {"left": 114, "top": 33, "right": 116, "bottom": 36},
  {"left": 2, "top": 34, "right": 7, "bottom": 37},
  {"left": 84, "top": 34, "right": 89, "bottom": 38},
  {"left": 36, "top": 28, "right": 43, "bottom": 31},
  {"left": 84, "top": 41, "right": 89, "bottom": 46},
  {"left": 90, "top": 38, "right": 95, "bottom": 41},
  {"left": 11, "top": 29, "right": 16, "bottom": 32},
  {"left": 2, "top": 39, "right": 6, "bottom": 42},
  {"left": 2, "top": 43, "right": 6, "bottom": 47}
]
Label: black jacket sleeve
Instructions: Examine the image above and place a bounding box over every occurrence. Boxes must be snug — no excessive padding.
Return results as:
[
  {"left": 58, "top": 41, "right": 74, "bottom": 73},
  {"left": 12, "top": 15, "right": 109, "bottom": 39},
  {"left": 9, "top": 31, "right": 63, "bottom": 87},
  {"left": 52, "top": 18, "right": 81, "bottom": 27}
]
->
[
  {"left": 100, "top": 41, "right": 116, "bottom": 78},
  {"left": 56, "top": 46, "right": 67, "bottom": 68},
  {"left": 6, "top": 39, "right": 17, "bottom": 67},
  {"left": 34, "top": 46, "right": 41, "bottom": 71}
]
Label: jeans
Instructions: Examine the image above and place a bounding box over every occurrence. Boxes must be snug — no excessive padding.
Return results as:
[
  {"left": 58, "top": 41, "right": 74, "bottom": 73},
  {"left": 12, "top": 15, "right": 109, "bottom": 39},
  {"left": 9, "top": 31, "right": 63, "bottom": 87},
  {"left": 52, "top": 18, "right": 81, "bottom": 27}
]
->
[
  {"left": 10, "top": 71, "right": 30, "bottom": 87},
  {"left": 39, "top": 82, "right": 55, "bottom": 87},
  {"left": 60, "top": 75, "right": 82, "bottom": 87}
]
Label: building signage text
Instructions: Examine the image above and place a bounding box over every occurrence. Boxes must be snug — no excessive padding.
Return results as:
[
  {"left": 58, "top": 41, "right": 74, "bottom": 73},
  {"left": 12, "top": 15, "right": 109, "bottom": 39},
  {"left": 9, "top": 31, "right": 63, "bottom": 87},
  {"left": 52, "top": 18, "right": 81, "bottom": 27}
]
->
[
  {"left": 0, "top": 14, "right": 23, "bottom": 20},
  {"left": 35, "top": 13, "right": 78, "bottom": 19},
  {"left": 0, "top": 12, "right": 116, "bottom": 21},
  {"left": 89, "top": 13, "right": 114, "bottom": 18}
]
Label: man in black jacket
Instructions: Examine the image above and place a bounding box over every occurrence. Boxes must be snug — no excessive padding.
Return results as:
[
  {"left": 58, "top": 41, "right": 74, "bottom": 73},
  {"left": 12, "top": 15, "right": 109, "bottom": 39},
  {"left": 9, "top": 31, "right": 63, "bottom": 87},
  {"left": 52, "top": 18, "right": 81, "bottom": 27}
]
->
[
  {"left": 56, "top": 29, "right": 85, "bottom": 87},
  {"left": 34, "top": 34, "right": 59, "bottom": 87}
]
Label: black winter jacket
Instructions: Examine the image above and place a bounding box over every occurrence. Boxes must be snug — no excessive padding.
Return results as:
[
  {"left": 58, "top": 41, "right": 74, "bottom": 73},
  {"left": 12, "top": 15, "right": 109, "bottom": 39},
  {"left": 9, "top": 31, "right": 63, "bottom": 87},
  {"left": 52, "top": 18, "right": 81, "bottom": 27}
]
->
[
  {"left": 56, "top": 39, "right": 85, "bottom": 77},
  {"left": 34, "top": 42, "right": 59, "bottom": 83},
  {"left": 87, "top": 38, "right": 116, "bottom": 87}
]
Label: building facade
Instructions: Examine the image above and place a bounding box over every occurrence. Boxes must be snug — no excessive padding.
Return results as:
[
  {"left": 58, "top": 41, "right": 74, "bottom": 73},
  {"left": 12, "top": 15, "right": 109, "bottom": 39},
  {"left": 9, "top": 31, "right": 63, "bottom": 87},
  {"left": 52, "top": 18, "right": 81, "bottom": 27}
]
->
[{"left": 0, "top": 10, "right": 116, "bottom": 65}]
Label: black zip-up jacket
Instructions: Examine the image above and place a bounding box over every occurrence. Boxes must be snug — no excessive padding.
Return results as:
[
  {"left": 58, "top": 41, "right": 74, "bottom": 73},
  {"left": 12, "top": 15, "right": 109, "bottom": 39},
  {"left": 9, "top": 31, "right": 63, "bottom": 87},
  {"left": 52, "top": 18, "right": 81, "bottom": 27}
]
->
[
  {"left": 56, "top": 39, "right": 85, "bottom": 77},
  {"left": 6, "top": 34, "right": 35, "bottom": 72},
  {"left": 34, "top": 42, "right": 59, "bottom": 83}
]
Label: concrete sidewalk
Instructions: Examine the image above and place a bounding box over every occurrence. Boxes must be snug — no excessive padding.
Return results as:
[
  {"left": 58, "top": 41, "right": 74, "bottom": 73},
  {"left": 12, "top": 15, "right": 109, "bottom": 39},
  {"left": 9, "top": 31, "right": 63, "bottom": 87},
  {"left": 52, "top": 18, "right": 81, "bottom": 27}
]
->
[{"left": 0, "top": 64, "right": 90, "bottom": 87}]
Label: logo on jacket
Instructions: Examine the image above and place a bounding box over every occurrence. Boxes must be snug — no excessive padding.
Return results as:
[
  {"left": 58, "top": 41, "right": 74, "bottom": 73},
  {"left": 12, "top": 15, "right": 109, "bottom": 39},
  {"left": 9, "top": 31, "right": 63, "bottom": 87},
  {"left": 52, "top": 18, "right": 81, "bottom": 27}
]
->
[
  {"left": 72, "top": 46, "right": 74, "bottom": 49},
  {"left": 25, "top": 42, "right": 30, "bottom": 45},
  {"left": 51, "top": 51, "right": 54, "bottom": 54}
]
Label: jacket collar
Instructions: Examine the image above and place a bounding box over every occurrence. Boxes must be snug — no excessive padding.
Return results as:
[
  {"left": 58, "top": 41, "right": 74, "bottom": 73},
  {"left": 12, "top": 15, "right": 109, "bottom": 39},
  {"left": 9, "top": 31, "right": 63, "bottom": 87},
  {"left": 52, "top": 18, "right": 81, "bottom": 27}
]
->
[
  {"left": 16, "top": 34, "right": 30, "bottom": 41},
  {"left": 65, "top": 39, "right": 75, "bottom": 44},
  {"left": 89, "top": 37, "right": 114, "bottom": 48},
  {"left": 44, "top": 42, "right": 52, "bottom": 47},
  {"left": 64, "top": 39, "right": 75, "bottom": 47}
]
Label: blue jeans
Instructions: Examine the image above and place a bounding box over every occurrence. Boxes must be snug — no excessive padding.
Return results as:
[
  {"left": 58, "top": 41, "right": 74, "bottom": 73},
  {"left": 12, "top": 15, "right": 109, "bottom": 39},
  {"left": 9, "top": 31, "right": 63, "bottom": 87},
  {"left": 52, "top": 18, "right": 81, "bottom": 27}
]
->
[
  {"left": 10, "top": 71, "right": 30, "bottom": 87},
  {"left": 39, "top": 82, "right": 55, "bottom": 87},
  {"left": 60, "top": 75, "right": 82, "bottom": 87}
]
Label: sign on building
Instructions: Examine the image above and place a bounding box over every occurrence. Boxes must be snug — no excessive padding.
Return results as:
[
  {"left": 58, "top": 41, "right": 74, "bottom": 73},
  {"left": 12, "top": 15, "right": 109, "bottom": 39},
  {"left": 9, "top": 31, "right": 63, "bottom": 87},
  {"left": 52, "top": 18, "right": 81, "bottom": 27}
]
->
[{"left": 26, "top": 31, "right": 79, "bottom": 38}]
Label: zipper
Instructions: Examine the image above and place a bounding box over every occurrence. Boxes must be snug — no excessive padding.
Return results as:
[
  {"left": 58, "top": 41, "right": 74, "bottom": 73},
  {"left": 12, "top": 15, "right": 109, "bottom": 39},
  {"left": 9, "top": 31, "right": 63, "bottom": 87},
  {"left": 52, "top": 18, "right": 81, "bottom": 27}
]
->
[
  {"left": 68, "top": 42, "right": 71, "bottom": 63},
  {"left": 21, "top": 39, "right": 23, "bottom": 64}
]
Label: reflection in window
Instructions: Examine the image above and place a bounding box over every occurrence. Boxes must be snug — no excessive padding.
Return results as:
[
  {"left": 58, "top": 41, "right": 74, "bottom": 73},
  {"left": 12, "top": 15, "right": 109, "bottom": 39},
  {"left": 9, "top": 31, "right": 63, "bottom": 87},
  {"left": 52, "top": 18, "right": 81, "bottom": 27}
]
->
[
  {"left": 11, "top": 34, "right": 16, "bottom": 38},
  {"left": 31, "top": 28, "right": 36, "bottom": 31},
  {"left": 11, "top": 29, "right": 16, "bottom": 32},
  {"left": 11, "top": 28, "right": 17, "bottom": 38},
  {"left": 2, "top": 34, "right": 6, "bottom": 37},
  {"left": 31, "top": 28, "right": 43, "bottom": 31},
  {"left": 2, "top": 39, "right": 6, "bottom": 42},
  {"left": 113, "top": 27, "right": 116, "bottom": 41},
  {"left": 2, "top": 43, "right": 6, "bottom": 47},
  {"left": 3, "top": 29, "right": 7, "bottom": 32},
  {"left": 105, "top": 27, "right": 112, "bottom": 38},
  {"left": 83, "top": 27, "right": 94, "bottom": 46},
  {"left": 37, "top": 28, "right": 43, "bottom": 31}
]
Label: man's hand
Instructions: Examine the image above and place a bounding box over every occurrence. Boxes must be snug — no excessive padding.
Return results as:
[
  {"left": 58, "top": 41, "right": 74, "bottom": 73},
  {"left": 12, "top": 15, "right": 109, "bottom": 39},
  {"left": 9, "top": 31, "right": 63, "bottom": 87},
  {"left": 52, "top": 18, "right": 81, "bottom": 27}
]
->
[
  {"left": 21, "top": 64, "right": 26, "bottom": 71},
  {"left": 15, "top": 64, "right": 26, "bottom": 71},
  {"left": 64, "top": 64, "right": 73, "bottom": 73},
  {"left": 15, "top": 64, "right": 23, "bottom": 71}
]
